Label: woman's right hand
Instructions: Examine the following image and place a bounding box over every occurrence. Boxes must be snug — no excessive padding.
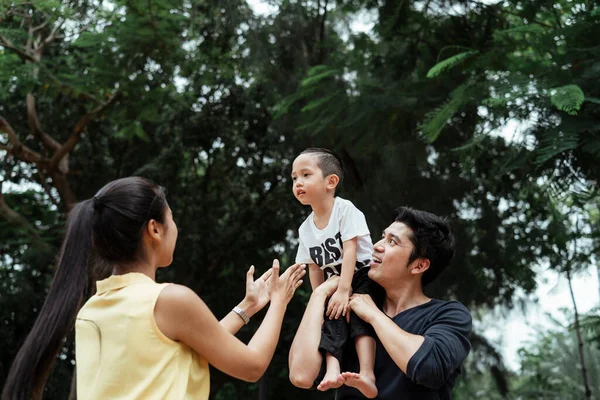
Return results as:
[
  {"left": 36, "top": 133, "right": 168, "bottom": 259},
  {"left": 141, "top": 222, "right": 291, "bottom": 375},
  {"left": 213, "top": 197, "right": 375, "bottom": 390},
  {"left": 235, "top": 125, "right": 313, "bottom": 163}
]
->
[{"left": 268, "top": 260, "right": 306, "bottom": 305}]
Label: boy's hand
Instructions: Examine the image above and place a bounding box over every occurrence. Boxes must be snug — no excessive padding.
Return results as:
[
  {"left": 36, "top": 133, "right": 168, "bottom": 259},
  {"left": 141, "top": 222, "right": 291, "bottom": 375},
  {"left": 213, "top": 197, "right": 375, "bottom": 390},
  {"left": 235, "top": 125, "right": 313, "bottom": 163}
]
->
[{"left": 326, "top": 288, "right": 350, "bottom": 320}]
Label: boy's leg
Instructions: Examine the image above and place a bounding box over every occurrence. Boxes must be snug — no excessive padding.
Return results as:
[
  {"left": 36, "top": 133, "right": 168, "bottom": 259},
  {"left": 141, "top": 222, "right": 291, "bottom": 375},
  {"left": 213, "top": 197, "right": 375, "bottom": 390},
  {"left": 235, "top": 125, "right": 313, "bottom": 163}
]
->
[
  {"left": 341, "top": 267, "right": 383, "bottom": 398},
  {"left": 317, "top": 301, "right": 349, "bottom": 391},
  {"left": 341, "top": 335, "right": 377, "bottom": 398},
  {"left": 317, "top": 353, "right": 342, "bottom": 391}
]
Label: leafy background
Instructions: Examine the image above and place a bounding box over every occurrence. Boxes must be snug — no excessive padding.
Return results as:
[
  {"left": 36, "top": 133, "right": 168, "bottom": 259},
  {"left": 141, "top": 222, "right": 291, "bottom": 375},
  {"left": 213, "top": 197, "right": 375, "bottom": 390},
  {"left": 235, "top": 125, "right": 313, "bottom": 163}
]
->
[{"left": 1, "top": 0, "right": 599, "bottom": 398}]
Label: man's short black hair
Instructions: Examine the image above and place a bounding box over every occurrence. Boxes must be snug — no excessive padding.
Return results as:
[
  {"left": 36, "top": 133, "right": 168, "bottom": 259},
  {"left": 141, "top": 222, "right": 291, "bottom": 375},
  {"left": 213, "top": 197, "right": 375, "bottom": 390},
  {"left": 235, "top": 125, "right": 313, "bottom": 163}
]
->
[
  {"left": 300, "top": 148, "right": 344, "bottom": 195},
  {"left": 394, "top": 206, "right": 455, "bottom": 286}
]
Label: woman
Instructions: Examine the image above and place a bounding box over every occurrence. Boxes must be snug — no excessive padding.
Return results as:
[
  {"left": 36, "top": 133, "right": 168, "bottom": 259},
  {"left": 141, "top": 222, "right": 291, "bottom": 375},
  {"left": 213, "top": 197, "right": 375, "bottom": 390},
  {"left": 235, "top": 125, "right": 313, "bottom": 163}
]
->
[{"left": 2, "top": 177, "right": 305, "bottom": 399}]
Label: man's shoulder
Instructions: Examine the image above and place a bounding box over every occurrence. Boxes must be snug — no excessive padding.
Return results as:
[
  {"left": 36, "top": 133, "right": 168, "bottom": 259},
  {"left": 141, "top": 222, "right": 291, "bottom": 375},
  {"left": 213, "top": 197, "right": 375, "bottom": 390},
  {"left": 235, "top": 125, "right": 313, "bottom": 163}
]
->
[
  {"left": 425, "top": 299, "right": 472, "bottom": 325},
  {"left": 431, "top": 298, "right": 470, "bottom": 312}
]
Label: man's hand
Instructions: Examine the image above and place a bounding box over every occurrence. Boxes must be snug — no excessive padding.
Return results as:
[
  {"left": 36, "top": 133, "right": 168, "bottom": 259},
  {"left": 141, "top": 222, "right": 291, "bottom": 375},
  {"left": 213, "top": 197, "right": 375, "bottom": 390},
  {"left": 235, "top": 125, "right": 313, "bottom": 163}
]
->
[
  {"left": 348, "top": 293, "right": 381, "bottom": 324},
  {"left": 326, "top": 288, "right": 350, "bottom": 320}
]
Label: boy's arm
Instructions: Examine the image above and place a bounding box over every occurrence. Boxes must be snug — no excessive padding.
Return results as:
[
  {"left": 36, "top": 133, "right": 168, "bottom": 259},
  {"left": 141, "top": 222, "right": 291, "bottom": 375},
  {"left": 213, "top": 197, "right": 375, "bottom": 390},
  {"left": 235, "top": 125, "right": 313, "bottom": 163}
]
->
[
  {"left": 308, "top": 263, "right": 324, "bottom": 291},
  {"left": 338, "top": 237, "right": 357, "bottom": 292},
  {"left": 326, "top": 237, "right": 357, "bottom": 319}
]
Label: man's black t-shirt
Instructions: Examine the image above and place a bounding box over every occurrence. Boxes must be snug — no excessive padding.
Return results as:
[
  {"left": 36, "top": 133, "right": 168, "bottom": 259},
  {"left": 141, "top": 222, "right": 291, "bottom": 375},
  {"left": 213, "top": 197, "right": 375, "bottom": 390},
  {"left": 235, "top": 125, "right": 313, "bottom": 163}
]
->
[{"left": 337, "top": 299, "right": 472, "bottom": 400}]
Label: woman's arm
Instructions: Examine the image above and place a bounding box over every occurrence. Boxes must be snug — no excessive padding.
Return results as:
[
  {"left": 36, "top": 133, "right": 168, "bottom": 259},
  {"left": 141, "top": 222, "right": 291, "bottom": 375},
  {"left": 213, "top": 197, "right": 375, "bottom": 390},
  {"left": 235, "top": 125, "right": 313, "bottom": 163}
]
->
[
  {"left": 220, "top": 266, "right": 273, "bottom": 335},
  {"left": 155, "top": 261, "right": 305, "bottom": 382}
]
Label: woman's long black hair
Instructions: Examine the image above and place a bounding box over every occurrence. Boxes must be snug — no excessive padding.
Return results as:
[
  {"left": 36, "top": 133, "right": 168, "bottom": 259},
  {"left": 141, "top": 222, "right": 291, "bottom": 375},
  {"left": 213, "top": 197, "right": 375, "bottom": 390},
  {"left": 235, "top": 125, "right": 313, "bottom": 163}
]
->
[{"left": 2, "top": 177, "right": 167, "bottom": 400}]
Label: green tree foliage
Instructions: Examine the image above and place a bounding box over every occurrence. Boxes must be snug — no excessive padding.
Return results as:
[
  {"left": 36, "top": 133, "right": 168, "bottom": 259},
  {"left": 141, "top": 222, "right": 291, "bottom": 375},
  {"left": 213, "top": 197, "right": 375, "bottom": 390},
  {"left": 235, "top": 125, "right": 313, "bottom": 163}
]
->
[
  {"left": 512, "top": 312, "right": 600, "bottom": 399},
  {"left": 422, "top": 0, "right": 600, "bottom": 199},
  {"left": 1, "top": 0, "right": 598, "bottom": 399},
  {"left": 454, "top": 315, "right": 600, "bottom": 400}
]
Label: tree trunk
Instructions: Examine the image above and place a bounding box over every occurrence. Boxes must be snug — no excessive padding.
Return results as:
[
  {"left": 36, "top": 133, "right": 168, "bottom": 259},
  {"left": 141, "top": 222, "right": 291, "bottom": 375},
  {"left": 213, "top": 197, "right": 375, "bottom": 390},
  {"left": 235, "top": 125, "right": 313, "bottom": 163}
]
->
[
  {"left": 597, "top": 262, "right": 600, "bottom": 303},
  {"left": 566, "top": 267, "right": 592, "bottom": 400}
]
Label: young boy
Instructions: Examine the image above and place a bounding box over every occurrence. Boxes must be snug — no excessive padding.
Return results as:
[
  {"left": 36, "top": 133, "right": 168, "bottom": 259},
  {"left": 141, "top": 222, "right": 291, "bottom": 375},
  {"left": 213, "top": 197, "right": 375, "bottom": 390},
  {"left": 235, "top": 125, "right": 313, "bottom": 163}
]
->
[{"left": 291, "top": 148, "right": 381, "bottom": 398}]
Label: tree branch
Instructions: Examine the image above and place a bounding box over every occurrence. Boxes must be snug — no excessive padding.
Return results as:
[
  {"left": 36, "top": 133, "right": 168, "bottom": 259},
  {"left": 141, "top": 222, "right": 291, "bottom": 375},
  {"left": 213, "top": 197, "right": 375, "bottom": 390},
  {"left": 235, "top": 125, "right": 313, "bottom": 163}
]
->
[
  {"left": 0, "top": 179, "right": 49, "bottom": 247},
  {"left": 318, "top": 0, "right": 328, "bottom": 63},
  {"left": 469, "top": 0, "right": 554, "bottom": 28},
  {"left": 0, "top": 116, "right": 22, "bottom": 147},
  {"left": 48, "top": 90, "right": 120, "bottom": 172},
  {"left": 36, "top": 169, "right": 61, "bottom": 208},
  {"left": 27, "top": 93, "right": 61, "bottom": 151},
  {"left": 147, "top": 0, "right": 160, "bottom": 42},
  {"left": 0, "top": 35, "right": 36, "bottom": 62},
  {"left": 37, "top": 18, "right": 66, "bottom": 55},
  {"left": 32, "top": 20, "right": 51, "bottom": 33},
  {"left": 0, "top": 116, "right": 44, "bottom": 164},
  {"left": 43, "top": 69, "right": 98, "bottom": 102}
]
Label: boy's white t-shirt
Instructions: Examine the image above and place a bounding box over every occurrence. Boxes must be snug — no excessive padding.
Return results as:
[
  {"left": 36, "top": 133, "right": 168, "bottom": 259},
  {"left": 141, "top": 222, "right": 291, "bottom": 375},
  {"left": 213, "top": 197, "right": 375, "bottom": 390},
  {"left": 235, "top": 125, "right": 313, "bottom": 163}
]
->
[{"left": 295, "top": 197, "right": 373, "bottom": 276}]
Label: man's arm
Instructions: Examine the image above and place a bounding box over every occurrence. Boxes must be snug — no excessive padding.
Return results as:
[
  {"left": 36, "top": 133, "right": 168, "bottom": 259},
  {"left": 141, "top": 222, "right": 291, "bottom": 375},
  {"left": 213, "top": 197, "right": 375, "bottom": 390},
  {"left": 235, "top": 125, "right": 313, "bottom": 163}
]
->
[
  {"left": 288, "top": 276, "right": 339, "bottom": 388},
  {"left": 369, "top": 310, "right": 425, "bottom": 372},
  {"left": 350, "top": 294, "right": 424, "bottom": 373},
  {"left": 348, "top": 295, "right": 472, "bottom": 389},
  {"left": 401, "top": 303, "right": 472, "bottom": 388}
]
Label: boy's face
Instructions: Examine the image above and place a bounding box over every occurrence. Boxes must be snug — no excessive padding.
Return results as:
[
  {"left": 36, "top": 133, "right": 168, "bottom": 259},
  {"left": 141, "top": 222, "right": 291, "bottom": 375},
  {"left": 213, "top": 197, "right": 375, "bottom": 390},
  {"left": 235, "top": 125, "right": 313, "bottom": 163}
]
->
[{"left": 291, "top": 154, "right": 331, "bottom": 205}]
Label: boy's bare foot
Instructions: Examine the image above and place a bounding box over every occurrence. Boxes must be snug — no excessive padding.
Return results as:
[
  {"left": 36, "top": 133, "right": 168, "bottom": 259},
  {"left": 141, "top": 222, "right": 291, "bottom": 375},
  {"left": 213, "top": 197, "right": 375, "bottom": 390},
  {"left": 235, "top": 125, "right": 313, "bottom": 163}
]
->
[
  {"left": 340, "top": 372, "right": 378, "bottom": 399},
  {"left": 318, "top": 352, "right": 343, "bottom": 391},
  {"left": 317, "top": 372, "right": 343, "bottom": 391}
]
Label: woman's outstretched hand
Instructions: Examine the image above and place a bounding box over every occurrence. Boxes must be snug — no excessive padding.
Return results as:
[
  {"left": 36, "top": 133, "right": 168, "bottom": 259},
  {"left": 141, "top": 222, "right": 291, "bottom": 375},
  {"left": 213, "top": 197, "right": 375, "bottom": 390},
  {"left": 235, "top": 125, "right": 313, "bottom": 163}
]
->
[
  {"left": 268, "top": 260, "right": 306, "bottom": 305},
  {"left": 243, "top": 265, "right": 274, "bottom": 314}
]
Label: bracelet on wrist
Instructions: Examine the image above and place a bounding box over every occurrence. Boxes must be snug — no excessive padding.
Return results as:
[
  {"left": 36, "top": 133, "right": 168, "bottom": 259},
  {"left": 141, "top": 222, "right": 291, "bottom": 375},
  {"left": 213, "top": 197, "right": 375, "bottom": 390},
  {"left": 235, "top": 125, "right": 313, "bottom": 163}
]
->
[{"left": 233, "top": 306, "right": 250, "bottom": 324}]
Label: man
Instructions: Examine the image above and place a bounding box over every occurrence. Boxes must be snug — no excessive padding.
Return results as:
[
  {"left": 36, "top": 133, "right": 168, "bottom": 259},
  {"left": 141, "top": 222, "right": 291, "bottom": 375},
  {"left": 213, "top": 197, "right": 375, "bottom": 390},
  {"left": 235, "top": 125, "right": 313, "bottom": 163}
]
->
[{"left": 289, "top": 207, "right": 472, "bottom": 399}]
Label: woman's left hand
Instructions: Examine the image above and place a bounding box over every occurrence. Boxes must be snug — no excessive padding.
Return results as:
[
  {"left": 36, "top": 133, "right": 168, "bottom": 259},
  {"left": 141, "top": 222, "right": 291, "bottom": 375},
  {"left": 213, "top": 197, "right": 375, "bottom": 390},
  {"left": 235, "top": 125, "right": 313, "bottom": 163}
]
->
[{"left": 243, "top": 265, "right": 273, "bottom": 314}]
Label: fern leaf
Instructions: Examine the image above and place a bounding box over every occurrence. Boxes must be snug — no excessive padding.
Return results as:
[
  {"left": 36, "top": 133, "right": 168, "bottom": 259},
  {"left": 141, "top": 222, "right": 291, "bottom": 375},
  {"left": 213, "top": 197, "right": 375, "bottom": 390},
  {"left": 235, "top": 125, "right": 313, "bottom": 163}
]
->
[
  {"left": 451, "top": 133, "right": 488, "bottom": 152},
  {"left": 306, "top": 65, "right": 330, "bottom": 76},
  {"left": 436, "top": 45, "right": 475, "bottom": 62},
  {"left": 272, "top": 91, "right": 306, "bottom": 119},
  {"left": 426, "top": 51, "right": 478, "bottom": 79},
  {"left": 535, "top": 128, "right": 579, "bottom": 165},
  {"left": 584, "top": 96, "right": 600, "bottom": 105},
  {"left": 301, "top": 93, "right": 338, "bottom": 113},
  {"left": 419, "top": 84, "right": 471, "bottom": 143},
  {"left": 550, "top": 85, "right": 585, "bottom": 116},
  {"left": 493, "top": 24, "right": 547, "bottom": 41},
  {"left": 300, "top": 69, "right": 339, "bottom": 88}
]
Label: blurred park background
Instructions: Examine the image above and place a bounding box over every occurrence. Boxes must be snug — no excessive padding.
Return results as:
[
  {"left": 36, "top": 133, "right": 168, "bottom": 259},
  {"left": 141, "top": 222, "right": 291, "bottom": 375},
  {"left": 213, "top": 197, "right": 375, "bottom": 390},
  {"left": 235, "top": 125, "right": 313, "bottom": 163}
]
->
[{"left": 1, "top": 0, "right": 600, "bottom": 398}]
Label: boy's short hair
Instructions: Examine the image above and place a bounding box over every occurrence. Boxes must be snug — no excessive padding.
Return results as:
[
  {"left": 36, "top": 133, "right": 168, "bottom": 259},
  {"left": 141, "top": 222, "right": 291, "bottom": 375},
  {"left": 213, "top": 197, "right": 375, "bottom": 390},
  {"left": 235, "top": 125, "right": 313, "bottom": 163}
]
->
[
  {"left": 300, "top": 148, "right": 344, "bottom": 195},
  {"left": 394, "top": 207, "right": 455, "bottom": 286}
]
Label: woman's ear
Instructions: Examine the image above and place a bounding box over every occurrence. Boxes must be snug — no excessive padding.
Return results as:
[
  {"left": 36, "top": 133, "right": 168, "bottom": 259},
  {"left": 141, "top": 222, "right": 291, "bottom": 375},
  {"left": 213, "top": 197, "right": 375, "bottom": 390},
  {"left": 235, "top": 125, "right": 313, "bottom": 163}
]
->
[{"left": 146, "top": 219, "right": 161, "bottom": 241}]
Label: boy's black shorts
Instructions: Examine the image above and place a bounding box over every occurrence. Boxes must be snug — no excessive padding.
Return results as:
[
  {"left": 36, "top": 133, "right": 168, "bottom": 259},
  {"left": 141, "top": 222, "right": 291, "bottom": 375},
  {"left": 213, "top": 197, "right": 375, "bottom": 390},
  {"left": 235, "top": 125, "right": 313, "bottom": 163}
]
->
[{"left": 318, "top": 266, "right": 384, "bottom": 363}]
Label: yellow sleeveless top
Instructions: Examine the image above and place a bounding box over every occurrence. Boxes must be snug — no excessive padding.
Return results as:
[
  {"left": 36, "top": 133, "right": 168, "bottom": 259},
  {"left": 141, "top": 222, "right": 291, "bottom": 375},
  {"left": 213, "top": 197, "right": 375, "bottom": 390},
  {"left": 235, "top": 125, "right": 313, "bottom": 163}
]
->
[{"left": 75, "top": 273, "right": 210, "bottom": 400}]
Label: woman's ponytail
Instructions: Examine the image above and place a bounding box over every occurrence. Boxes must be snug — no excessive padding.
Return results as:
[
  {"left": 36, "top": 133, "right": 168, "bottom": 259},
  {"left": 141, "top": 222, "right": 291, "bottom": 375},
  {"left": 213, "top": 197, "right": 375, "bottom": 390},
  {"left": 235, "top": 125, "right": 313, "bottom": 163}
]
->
[{"left": 2, "top": 199, "right": 95, "bottom": 400}]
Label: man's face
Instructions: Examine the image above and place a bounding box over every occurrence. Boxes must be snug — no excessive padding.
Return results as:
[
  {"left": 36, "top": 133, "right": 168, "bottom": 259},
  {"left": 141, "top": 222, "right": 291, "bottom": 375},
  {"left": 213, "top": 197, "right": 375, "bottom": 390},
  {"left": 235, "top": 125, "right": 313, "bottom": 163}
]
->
[{"left": 368, "top": 222, "right": 417, "bottom": 285}]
